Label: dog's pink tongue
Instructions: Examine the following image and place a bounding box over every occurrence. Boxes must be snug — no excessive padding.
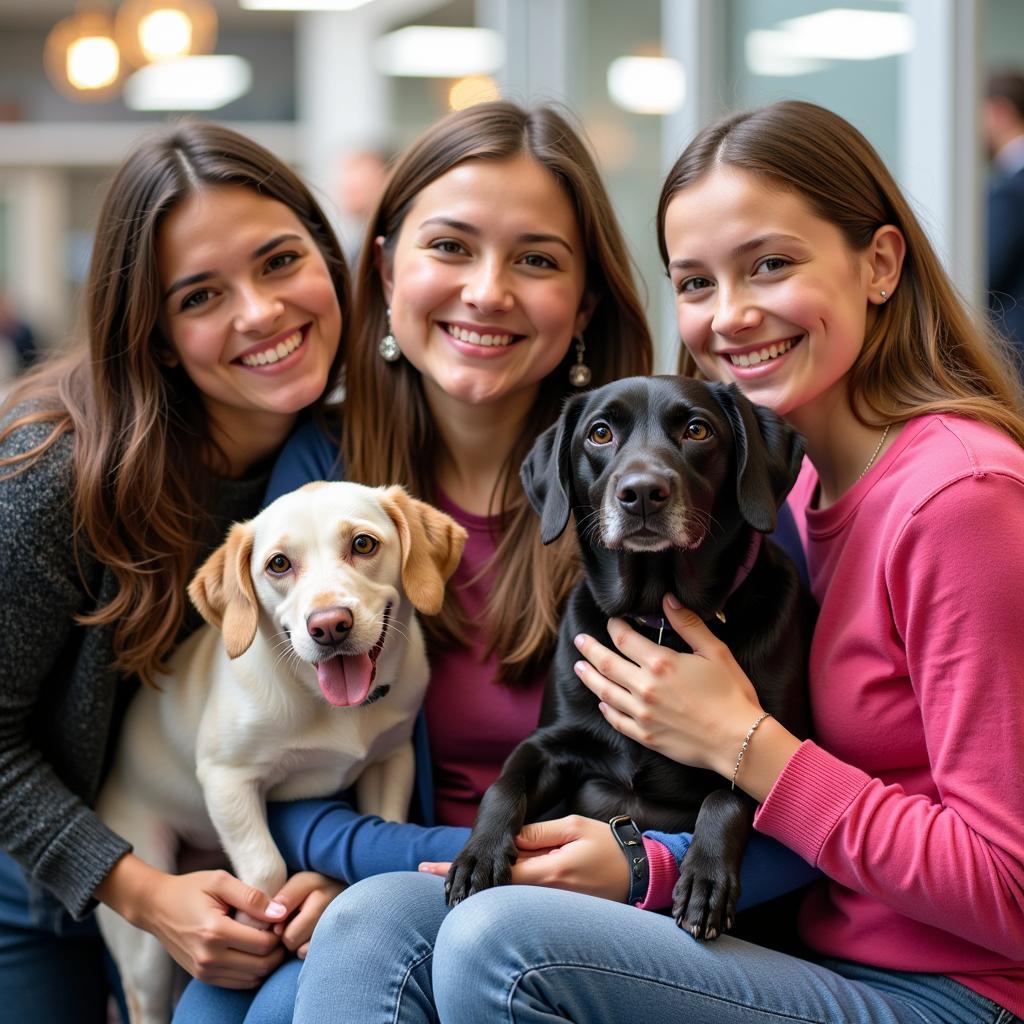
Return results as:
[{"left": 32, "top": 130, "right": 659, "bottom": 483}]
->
[{"left": 315, "top": 654, "right": 373, "bottom": 707}]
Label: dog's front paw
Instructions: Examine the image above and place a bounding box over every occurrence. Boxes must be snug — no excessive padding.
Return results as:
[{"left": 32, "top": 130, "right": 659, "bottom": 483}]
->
[
  {"left": 671, "top": 844, "right": 740, "bottom": 941},
  {"left": 444, "top": 836, "right": 516, "bottom": 907}
]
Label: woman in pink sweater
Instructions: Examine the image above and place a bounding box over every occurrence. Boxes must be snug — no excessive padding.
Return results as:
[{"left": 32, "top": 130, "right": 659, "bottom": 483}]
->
[{"left": 421, "top": 101, "right": 1024, "bottom": 1023}]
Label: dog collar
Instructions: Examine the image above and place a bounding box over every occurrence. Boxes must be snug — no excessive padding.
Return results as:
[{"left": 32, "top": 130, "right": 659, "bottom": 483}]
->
[{"left": 628, "top": 531, "right": 763, "bottom": 644}]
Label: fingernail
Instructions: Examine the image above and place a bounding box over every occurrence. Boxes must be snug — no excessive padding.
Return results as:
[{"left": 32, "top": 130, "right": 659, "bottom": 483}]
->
[
  {"left": 267, "top": 901, "right": 287, "bottom": 917},
  {"left": 573, "top": 661, "right": 585, "bottom": 676},
  {"left": 573, "top": 634, "right": 586, "bottom": 649},
  {"left": 665, "top": 593, "right": 682, "bottom": 609}
]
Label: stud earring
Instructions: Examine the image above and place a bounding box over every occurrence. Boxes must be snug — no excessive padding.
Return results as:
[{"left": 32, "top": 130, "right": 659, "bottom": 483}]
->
[
  {"left": 880, "top": 289, "right": 888, "bottom": 301},
  {"left": 378, "top": 308, "right": 401, "bottom": 362},
  {"left": 568, "top": 335, "right": 591, "bottom": 388}
]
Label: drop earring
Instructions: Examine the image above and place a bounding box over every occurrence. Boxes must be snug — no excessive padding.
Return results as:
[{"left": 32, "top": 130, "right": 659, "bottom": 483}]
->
[
  {"left": 378, "top": 308, "right": 401, "bottom": 362},
  {"left": 568, "top": 335, "right": 591, "bottom": 387}
]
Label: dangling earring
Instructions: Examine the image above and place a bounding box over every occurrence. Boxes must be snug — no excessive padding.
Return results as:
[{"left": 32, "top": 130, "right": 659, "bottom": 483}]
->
[
  {"left": 568, "top": 335, "right": 591, "bottom": 387},
  {"left": 378, "top": 308, "right": 401, "bottom": 362}
]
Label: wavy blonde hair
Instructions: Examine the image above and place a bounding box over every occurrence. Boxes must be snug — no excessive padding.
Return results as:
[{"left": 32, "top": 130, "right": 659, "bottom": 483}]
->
[
  {"left": 658, "top": 100, "right": 1024, "bottom": 442},
  {"left": 0, "top": 121, "right": 349, "bottom": 685},
  {"left": 342, "top": 101, "right": 653, "bottom": 683}
]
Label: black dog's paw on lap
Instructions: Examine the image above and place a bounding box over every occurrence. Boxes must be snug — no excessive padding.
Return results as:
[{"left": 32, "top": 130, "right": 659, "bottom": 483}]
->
[
  {"left": 671, "top": 841, "right": 742, "bottom": 940},
  {"left": 444, "top": 834, "right": 517, "bottom": 906}
]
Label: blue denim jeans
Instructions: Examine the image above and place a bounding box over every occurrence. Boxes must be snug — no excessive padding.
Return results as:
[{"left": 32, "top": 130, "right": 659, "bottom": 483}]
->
[
  {"left": 0, "top": 851, "right": 124, "bottom": 1024},
  {"left": 285, "top": 872, "right": 1019, "bottom": 1024}
]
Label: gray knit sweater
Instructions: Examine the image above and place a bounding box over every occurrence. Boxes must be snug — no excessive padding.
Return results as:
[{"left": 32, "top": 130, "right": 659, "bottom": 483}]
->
[{"left": 0, "top": 414, "right": 267, "bottom": 921}]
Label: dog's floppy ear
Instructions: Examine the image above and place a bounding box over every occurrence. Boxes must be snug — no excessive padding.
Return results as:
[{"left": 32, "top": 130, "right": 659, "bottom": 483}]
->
[
  {"left": 520, "top": 392, "right": 586, "bottom": 545},
  {"left": 188, "top": 522, "right": 259, "bottom": 659},
  {"left": 381, "top": 487, "right": 468, "bottom": 616},
  {"left": 710, "top": 382, "right": 806, "bottom": 533}
]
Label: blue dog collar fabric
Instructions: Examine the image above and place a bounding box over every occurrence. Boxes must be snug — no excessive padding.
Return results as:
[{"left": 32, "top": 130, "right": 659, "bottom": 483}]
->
[{"left": 628, "top": 531, "right": 764, "bottom": 643}]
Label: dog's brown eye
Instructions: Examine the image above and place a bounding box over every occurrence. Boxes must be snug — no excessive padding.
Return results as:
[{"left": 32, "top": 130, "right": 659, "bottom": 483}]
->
[
  {"left": 686, "top": 420, "right": 712, "bottom": 441},
  {"left": 267, "top": 553, "right": 291, "bottom": 575},
  {"left": 588, "top": 423, "right": 613, "bottom": 445},
  {"left": 352, "top": 534, "right": 378, "bottom": 556}
]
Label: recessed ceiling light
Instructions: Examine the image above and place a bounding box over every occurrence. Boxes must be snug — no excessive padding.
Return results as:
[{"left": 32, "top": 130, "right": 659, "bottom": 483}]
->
[
  {"left": 239, "top": 0, "right": 377, "bottom": 10},
  {"left": 373, "top": 26, "right": 504, "bottom": 78},
  {"left": 123, "top": 54, "right": 252, "bottom": 110},
  {"left": 607, "top": 56, "right": 685, "bottom": 115}
]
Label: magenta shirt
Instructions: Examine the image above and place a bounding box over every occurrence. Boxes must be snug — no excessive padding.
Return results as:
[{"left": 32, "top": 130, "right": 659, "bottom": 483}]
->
[
  {"left": 423, "top": 495, "right": 547, "bottom": 828},
  {"left": 754, "top": 415, "right": 1024, "bottom": 1015}
]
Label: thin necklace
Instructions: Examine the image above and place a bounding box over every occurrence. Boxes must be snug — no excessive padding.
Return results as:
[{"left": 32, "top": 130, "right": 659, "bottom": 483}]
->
[{"left": 858, "top": 424, "right": 891, "bottom": 481}]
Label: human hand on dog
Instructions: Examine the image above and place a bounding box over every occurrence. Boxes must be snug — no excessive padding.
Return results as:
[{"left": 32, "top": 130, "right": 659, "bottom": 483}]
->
[
  {"left": 419, "top": 815, "right": 631, "bottom": 902},
  {"left": 98, "top": 855, "right": 287, "bottom": 987},
  {"left": 573, "top": 596, "right": 798, "bottom": 800},
  {"left": 269, "top": 871, "right": 347, "bottom": 959}
]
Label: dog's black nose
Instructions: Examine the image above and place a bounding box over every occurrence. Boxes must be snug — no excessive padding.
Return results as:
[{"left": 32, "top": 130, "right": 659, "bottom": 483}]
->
[
  {"left": 616, "top": 471, "right": 671, "bottom": 517},
  {"left": 306, "top": 607, "right": 353, "bottom": 645}
]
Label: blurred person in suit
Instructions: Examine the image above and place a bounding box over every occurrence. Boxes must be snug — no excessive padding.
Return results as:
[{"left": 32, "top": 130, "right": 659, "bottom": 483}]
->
[{"left": 983, "top": 70, "right": 1024, "bottom": 367}]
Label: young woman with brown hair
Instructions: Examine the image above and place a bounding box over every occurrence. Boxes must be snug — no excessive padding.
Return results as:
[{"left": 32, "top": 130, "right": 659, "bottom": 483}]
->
[
  {"left": 395, "top": 100, "right": 1023, "bottom": 1024},
  {"left": 171, "top": 99, "right": 656, "bottom": 1023},
  {"left": 0, "top": 120, "right": 349, "bottom": 1023}
]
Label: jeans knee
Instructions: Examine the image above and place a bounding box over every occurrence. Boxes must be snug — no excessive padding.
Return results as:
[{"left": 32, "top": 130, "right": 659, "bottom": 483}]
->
[
  {"left": 312, "top": 872, "right": 437, "bottom": 948},
  {"left": 436, "top": 888, "right": 513, "bottom": 963}
]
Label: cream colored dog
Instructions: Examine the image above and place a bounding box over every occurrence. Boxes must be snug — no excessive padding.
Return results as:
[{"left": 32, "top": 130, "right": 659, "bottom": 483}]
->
[{"left": 96, "top": 481, "right": 466, "bottom": 1024}]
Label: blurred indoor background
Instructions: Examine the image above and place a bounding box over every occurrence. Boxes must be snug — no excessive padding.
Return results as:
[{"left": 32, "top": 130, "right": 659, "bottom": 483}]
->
[{"left": 0, "top": 0, "right": 1022, "bottom": 383}]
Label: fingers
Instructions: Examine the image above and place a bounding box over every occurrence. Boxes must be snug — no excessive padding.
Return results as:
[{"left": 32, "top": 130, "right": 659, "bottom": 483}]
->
[
  {"left": 507, "top": 849, "right": 559, "bottom": 886},
  {"left": 417, "top": 861, "right": 451, "bottom": 876},
  {"left": 270, "top": 872, "right": 320, "bottom": 912},
  {"left": 209, "top": 870, "right": 287, "bottom": 927},
  {"left": 217, "top": 915, "right": 284, "bottom": 956},
  {"left": 514, "top": 817, "right": 579, "bottom": 851},
  {"left": 662, "top": 595, "right": 722, "bottom": 656},
  {"left": 196, "top": 947, "right": 286, "bottom": 988},
  {"left": 280, "top": 902, "right": 320, "bottom": 954},
  {"left": 595, "top": 697, "right": 643, "bottom": 744},
  {"left": 573, "top": 654, "right": 643, "bottom": 719},
  {"left": 276, "top": 876, "right": 348, "bottom": 954}
]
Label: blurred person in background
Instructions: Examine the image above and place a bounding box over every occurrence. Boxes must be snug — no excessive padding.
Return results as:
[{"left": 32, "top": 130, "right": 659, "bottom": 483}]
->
[
  {"left": 333, "top": 145, "right": 392, "bottom": 268},
  {"left": 0, "top": 289, "right": 38, "bottom": 395},
  {"left": 983, "top": 70, "right": 1024, "bottom": 366}
]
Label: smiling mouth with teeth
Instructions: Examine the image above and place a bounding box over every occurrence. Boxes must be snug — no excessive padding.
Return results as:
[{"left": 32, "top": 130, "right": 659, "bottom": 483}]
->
[
  {"left": 728, "top": 337, "right": 797, "bottom": 367},
  {"left": 239, "top": 328, "right": 306, "bottom": 367},
  {"left": 445, "top": 323, "right": 520, "bottom": 348}
]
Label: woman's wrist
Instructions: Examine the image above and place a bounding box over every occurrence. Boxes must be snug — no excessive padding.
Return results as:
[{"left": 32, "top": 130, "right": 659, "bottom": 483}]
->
[
  {"left": 94, "top": 853, "right": 160, "bottom": 928},
  {"left": 728, "top": 717, "right": 802, "bottom": 802}
]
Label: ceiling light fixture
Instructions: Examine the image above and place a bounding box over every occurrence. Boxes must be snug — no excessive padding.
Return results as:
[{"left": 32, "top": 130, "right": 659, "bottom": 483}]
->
[
  {"left": 373, "top": 26, "right": 504, "bottom": 78},
  {"left": 123, "top": 54, "right": 252, "bottom": 110},
  {"left": 607, "top": 56, "right": 685, "bottom": 115},
  {"left": 746, "top": 7, "right": 914, "bottom": 77},
  {"left": 239, "top": 0, "right": 377, "bottom": 9},
  {"left": 44, "top": 9, "right": 123, "bottom": 100},
  {"left": 116, "top": 0, "right": 217, "bottom": 68}
]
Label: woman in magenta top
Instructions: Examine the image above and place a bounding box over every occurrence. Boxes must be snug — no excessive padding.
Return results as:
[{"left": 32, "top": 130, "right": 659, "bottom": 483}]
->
[
  {"left": 552, "top": 101, "right": 1023, "bottom": 1021},
  {"left": 171, "top": 100, "right": 655, "bottom": 1022}
]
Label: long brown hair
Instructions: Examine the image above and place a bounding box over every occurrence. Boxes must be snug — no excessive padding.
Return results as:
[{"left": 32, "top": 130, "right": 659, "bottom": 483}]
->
[
  {"left": 343, "top": 101, "right": 653, "bottom": 683},
  {"left": 658, "top": 100, "right": 1024, "bottom": 443},
  {"left": 0, "top": 120, "right": 349, "bottom": 685}
]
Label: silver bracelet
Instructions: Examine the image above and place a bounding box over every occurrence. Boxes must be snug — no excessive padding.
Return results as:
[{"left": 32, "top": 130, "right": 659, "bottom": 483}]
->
[{"left": 731, "top": 711, "right": 772, "bottom": 791}]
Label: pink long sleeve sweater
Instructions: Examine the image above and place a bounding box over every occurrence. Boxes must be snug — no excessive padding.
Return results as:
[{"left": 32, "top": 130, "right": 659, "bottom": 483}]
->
[
  {"left": 752, "top": 414, "right": 1024, "bottom": 1013},
  {"left": 643, "top": 414, "right": 1024, "bottom": 1013}
]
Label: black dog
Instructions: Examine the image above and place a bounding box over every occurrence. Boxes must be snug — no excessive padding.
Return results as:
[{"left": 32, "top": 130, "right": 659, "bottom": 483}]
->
[{"left": 445, "top": 376, "right": 813, "bottom": 938}]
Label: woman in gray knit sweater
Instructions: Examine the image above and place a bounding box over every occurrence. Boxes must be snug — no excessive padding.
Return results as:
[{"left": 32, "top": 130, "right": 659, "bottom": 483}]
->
[{"left": 0, "top": 121, "right": 348, "bottom": 1023}]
